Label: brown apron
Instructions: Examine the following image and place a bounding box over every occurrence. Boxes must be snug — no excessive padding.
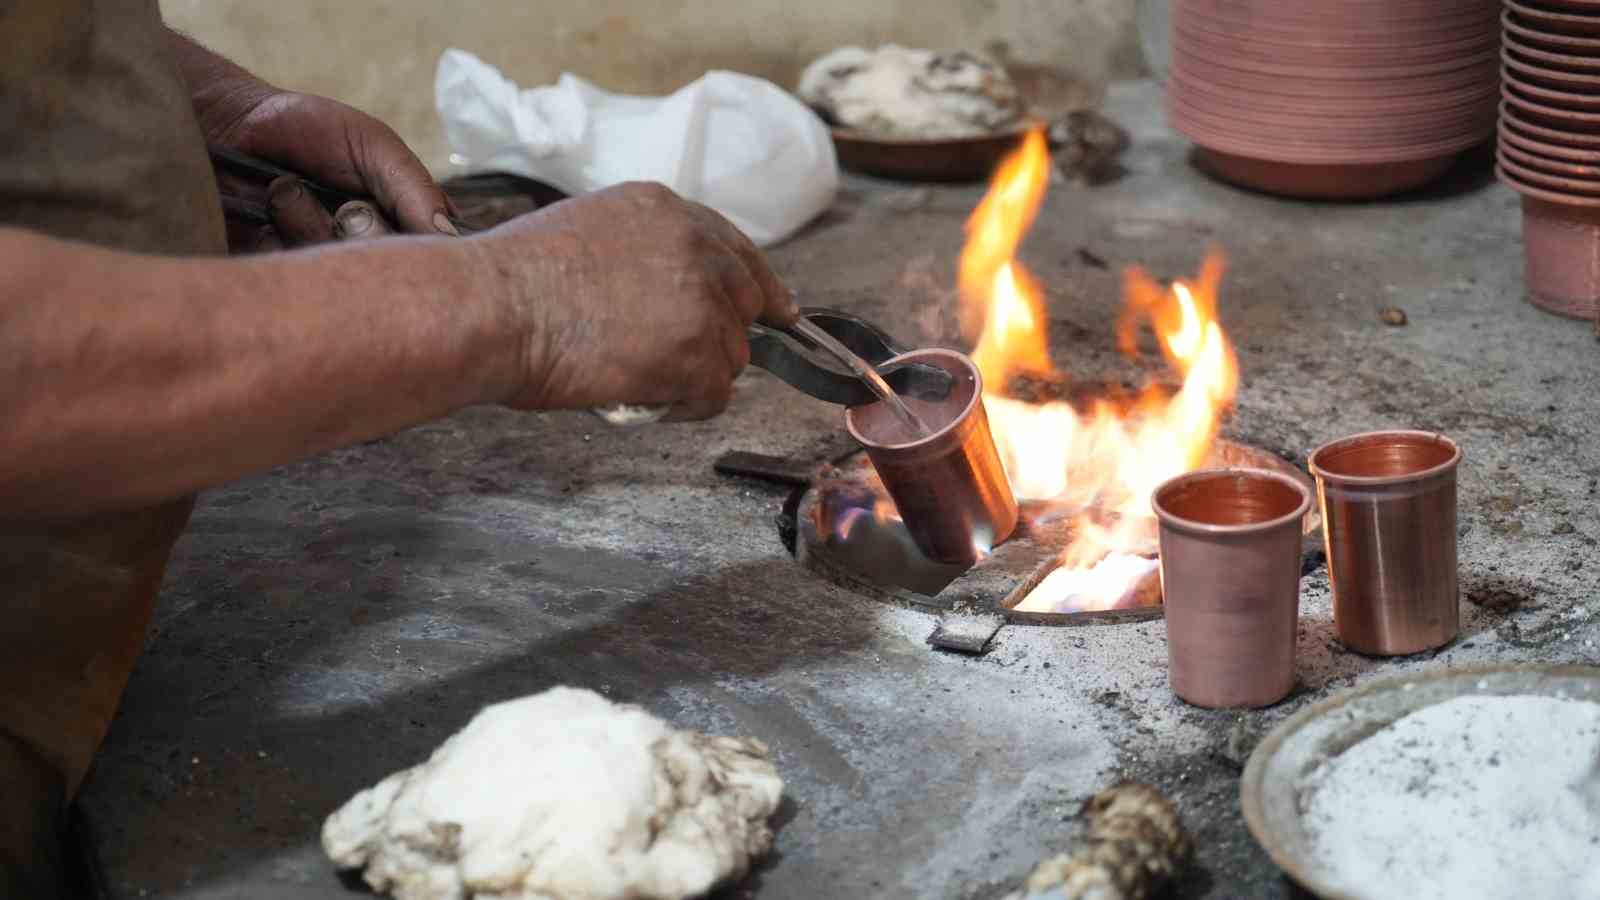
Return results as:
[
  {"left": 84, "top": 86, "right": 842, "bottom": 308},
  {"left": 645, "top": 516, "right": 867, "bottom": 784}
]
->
[{"left": 0, "top": 0, "right": 227, "bottom": 892}]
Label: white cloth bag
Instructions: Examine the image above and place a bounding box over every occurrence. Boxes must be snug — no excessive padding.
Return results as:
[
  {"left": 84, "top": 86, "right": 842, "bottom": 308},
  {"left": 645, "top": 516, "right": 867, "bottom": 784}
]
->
[{"left": 435, "top": 49, "right": 838, "bottom": 247}]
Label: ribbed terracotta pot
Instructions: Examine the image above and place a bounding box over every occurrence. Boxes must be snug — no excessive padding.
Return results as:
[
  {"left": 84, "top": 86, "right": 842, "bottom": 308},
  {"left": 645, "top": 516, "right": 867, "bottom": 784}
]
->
[
  {"left": 1504, "top": 8, "right": 1600, "bottom": 52},
  {"left": 1169, "top": 0, "right": 1499, "bottom": 200},
  {"left": 1520, "top": 195, "right": 1600, "bottom": 319},
  {"left": 1502, "top": 100, "right": 1600, "bottom": 147},
  {"left": 1195, "top": 148, "right": 1460, "bottom": 199},
  {"left": 1502, "top": 141, "right": 1600, "bottom": 178},
  {"left": 1499, "top": 160, "right": 1600, "bottom": 205},
  {"left": 1501, "top": 120, "right": 1600, "bottom": 161},
  {"left": 1505, "top": 0, "right": 1600, "bottom": 37},
  {"left": 1506, "top": 34, "right": 1600, "bottom": 72}
]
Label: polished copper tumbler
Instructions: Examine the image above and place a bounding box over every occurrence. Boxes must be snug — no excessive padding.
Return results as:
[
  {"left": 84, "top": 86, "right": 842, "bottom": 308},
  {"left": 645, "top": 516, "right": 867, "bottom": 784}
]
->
[
  {"left": 1309, "top": 430, "right": 1461, "bottom": 656},
  {"left": 1152, "top": 468, "right": 1311, "bottom": 709},
  {"left": 845, "top": 349, "right": 1018, "bottom": 566}
]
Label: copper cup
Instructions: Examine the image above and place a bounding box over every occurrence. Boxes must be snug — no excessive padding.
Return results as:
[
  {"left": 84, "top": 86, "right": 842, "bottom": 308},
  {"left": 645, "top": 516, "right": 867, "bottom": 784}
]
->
[
  {"left": 1152, "top": 468, "right": 1312, "bottom": 709},
  {"left": 845, "top": 349, "right": 1018, "bottom": 566},
  {"left": 1309, "top": 430, "right": 1461, "bottom": 656}
]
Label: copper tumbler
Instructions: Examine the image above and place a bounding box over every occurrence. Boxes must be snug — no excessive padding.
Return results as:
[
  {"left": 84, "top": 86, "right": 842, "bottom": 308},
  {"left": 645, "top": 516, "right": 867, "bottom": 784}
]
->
[
  {"left": 845, "top": 349, "right": 1018, "bottom": 566},
  {"left": 1309, "top": 430, "right": 1461, "bottom": 656},
  {"left": 1152, "top": 468, "right": 1311, "bottom": 709}
]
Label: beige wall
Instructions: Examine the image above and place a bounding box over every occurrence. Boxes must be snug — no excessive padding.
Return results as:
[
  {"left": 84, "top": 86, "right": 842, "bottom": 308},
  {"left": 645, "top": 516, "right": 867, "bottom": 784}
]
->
[{"left": 163, "top": 0, "right": 1143, "bottom": 174}]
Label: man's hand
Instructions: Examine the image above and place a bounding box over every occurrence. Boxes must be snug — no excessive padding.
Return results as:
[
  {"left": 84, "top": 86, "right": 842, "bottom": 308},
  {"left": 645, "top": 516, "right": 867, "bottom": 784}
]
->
[
  {"left": 168, "top": 31, "right": 454, "bottom": 250},
  {"left": 476, "top": 182, "right": 797, "bottom": 421}
]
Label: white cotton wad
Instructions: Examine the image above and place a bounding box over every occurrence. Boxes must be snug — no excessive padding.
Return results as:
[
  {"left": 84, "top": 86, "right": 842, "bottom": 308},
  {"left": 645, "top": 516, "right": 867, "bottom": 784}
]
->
[
  {"left": 434, "top": 49, "right": 838, "bottom": 247},
  {"left": 322, "top": 687, "right": 785, "bottom": 900}
]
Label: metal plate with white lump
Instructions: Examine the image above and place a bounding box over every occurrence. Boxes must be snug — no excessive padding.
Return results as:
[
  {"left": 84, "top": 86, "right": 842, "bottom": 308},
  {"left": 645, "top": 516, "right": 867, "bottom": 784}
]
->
[{"left": 1241, "top": 665, "right": 1600, "bottom": 900}]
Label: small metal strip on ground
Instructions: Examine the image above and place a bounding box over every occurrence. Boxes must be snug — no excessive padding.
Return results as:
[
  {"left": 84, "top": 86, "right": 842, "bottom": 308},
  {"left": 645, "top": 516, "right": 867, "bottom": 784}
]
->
[{"left": 927, "top": 612, "right": 1006, "bottom": 654}]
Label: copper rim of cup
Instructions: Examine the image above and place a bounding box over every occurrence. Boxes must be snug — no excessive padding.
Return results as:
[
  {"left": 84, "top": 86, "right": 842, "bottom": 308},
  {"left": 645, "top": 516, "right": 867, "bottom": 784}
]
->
[
  {"left": 844, "top": 348, "right": 981, "bottom": 451},
  {"left": 1150, "top": 467, "right": 1313, "bottom": 537},
  {"left": 1307, "top": 429, "right": 1462, "bottom": 488}
]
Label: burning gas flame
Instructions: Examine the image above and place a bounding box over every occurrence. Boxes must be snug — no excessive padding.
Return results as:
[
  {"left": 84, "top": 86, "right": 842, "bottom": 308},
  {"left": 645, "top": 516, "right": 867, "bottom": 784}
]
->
[{"left": 955, "top": 127, "right": 1239, "bottom": 614}]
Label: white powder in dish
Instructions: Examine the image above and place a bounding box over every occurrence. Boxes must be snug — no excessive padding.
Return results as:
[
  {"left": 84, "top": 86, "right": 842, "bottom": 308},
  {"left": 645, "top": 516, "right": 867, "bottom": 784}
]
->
[{"left": 1302, "top": 694, "right": 1600, "bottom": 900}]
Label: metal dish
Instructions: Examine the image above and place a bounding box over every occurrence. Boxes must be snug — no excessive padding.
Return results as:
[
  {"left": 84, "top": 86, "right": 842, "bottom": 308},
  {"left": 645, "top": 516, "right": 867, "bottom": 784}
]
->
[
  {"left": 818, "top": 63, "right": 1102, "bottom": 182},
  {"left": 1240, "top": 664, "right": 1600, "bottom": 899},
  {"left": 828, "top": 124, "right": 1033, "bottom": 182}
]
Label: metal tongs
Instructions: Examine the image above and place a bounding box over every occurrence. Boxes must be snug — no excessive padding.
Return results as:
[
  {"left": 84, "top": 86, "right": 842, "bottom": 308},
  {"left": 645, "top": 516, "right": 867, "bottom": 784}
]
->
[{"left": 750, "top": 309, "right": 952, "bottom": 407}]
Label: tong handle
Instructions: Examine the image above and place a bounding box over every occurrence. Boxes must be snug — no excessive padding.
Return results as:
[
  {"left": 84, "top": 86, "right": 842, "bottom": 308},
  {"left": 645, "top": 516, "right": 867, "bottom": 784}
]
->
[{"left": 748, "top": 313, "right": 951, "bottom": 408}]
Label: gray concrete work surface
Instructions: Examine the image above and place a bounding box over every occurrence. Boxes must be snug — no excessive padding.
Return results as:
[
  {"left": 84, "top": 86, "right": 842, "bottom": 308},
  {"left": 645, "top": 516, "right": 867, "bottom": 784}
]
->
[{"left": 81, "top": 81, "right": 1600, "bottom": 899}]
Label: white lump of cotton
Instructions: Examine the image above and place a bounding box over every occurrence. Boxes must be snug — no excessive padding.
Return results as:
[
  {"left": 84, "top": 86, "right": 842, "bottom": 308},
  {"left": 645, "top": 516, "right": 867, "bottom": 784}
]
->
[
  {"left": 1302, "top": 694, "right": 1600, "bottom": 900},
  {"left": 322, "top": 687, "right": 784, "bottom": 900}
]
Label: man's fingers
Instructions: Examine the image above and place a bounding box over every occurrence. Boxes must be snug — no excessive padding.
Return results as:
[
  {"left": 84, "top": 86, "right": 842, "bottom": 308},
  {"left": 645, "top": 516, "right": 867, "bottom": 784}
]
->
[
  {"left": 252, "top": 225, "right": 284, "bottom": 254},
  {"left": 682, "top": 200, "right": 796, "bottom": 327},
  {"left": 334, "top": 201, "right": 395, "bottom": 241},
  {"left": 266, "top": 176, "right": 336, "bottom": 246},
  {"left": 230, "top": 92, "right": 456, "bottom": 238},
  {"left": 350, "top": 123, "right": 459, "bottom": 237}
]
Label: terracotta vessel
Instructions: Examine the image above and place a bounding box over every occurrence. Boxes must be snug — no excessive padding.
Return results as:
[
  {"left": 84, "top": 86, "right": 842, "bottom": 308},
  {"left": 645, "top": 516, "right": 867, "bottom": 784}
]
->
[
  {"left": 1518, "top": 196, "right": 1600, "bottom": 318},
  {"left": 1169, "top": 0, "right": 1501, "bottom": 200}
]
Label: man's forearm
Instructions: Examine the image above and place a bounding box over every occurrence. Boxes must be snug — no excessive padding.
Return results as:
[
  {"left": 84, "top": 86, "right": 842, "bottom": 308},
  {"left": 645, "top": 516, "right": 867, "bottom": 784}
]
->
[{"left": 0, "top": 229, "right": 525, "bottom": 519}]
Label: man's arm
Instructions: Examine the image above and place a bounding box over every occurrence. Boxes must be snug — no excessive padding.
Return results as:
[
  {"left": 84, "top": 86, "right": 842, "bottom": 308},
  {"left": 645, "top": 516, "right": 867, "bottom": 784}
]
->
[
  {"left": 0, "top": 181, "right": 794, "bottom": 521},
  {"left": 0, "top": 227, "right": 514, "bottom": 519}
]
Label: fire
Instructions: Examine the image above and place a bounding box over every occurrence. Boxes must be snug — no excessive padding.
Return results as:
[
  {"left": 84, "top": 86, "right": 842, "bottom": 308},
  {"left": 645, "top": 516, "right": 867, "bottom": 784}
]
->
[{"left": 955, "top": 127, "right": 1240, "bottom": 614}]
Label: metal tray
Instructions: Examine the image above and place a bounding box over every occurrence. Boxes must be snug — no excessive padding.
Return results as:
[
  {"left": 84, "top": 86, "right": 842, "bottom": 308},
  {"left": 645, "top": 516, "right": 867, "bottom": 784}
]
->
[{"left": 1241, "top": 664, "right": 1600, "bottom": 899}]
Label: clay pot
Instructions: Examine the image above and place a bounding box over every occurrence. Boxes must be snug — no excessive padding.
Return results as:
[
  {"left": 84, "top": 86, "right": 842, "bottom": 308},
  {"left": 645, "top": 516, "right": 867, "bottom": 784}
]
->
[
  {"left": 1169, "top": 0, "right": 1499, "bottom": 200},
  {"left": 1503, "top": 49, "right": 1600, "bottom": 91},
  {"left": 1183, "top": 0, "right": 1496, "bottom": 34},
  {"left": 1174, "top": 31, "right": 1499, "bottom": 79},
  {"left": 1173, "top": 66, "right": 1499, "bottom": 118},
  {"left": 1499, "top": 160, "right": 1600, "bottom": 205},
  {"left": 1501, "top": 118, "right": 1600, "bottom": 160},
  {"left": 1506, "top": 84, "right": 1600, "bottom": 132},
  {"left": 1505, "top": 0, "right": 1600, "bottom": 37},
  {"left": 1176, "top": 17, "right": 1498, "bottom": 63},
  {"left": 1174, "top": 48, "right": 1498, "bottom": 99},
  {"left": 1499, "top": 149, "right": 1600, "bottom": 194},
  {"left": 1505, "top": 71, "right": 1600, "bottom": 110},
  {"left": 1170, "top": 91, "right": 1494, "bottom": 145},
  {"left": 1518, "top": 195, "right": 1600, "bottom": 318},
  {"left": 1502, "top": 140, "right": 1600, "bottom": 178},
  {"left": 1194, "top": 148, "right": 1460, "bottom": 199},
  {"left": 1501, "top": 99, "right": 1600, "bottom": 146},
  {"left": 1504, "top": 9, "right": 1600, "bottom": 53},
  {"left": 1505, "top": 33, "right": 1600, "bottom": 71},
  {"left": 1534, "top": 0, "right": 1600, "bottom": 13}
]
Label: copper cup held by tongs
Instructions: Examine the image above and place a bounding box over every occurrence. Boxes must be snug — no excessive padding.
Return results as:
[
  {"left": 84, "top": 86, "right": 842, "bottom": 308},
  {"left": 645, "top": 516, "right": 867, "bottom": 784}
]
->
[
  {"left": 846, "top": 349, "right": 1018, "bottom": 566},
  {"left": 1309, "top": 430, "right": 1461, "bottom": 656},
  {"left": 1152, "top": 468, "right": 1312, "bottom": 709}
]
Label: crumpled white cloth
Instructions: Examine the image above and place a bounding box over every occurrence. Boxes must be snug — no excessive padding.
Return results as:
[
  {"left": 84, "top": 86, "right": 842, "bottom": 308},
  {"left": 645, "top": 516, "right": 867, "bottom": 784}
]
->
[{"left": 435, "top": 49, "right": 838, "bottom": 247}]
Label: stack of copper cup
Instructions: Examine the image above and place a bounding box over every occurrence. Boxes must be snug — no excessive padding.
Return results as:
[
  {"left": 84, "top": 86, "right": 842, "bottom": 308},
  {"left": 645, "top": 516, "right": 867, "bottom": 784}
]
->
[
  {"left": 1498, "top": 0, "right": 1600, "bottom": 321},
  {"left": 1168, "top": 0, "right": 1502, "bottom": 199},
  {"left": 1152, "top": 430, "right": 1462, "bottom": 709}
]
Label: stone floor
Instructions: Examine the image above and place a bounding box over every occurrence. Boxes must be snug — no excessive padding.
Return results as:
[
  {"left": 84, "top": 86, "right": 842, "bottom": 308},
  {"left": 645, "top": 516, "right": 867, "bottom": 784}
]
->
[{"left": 80, "top": 81, "right": 1600, "bottom": 899}]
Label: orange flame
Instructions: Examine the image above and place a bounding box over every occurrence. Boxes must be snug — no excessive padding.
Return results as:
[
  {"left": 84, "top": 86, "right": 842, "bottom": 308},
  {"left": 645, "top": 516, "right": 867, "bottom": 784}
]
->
[{"left": 955, "top": 128, "right": 1240, "bottom": 614}]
